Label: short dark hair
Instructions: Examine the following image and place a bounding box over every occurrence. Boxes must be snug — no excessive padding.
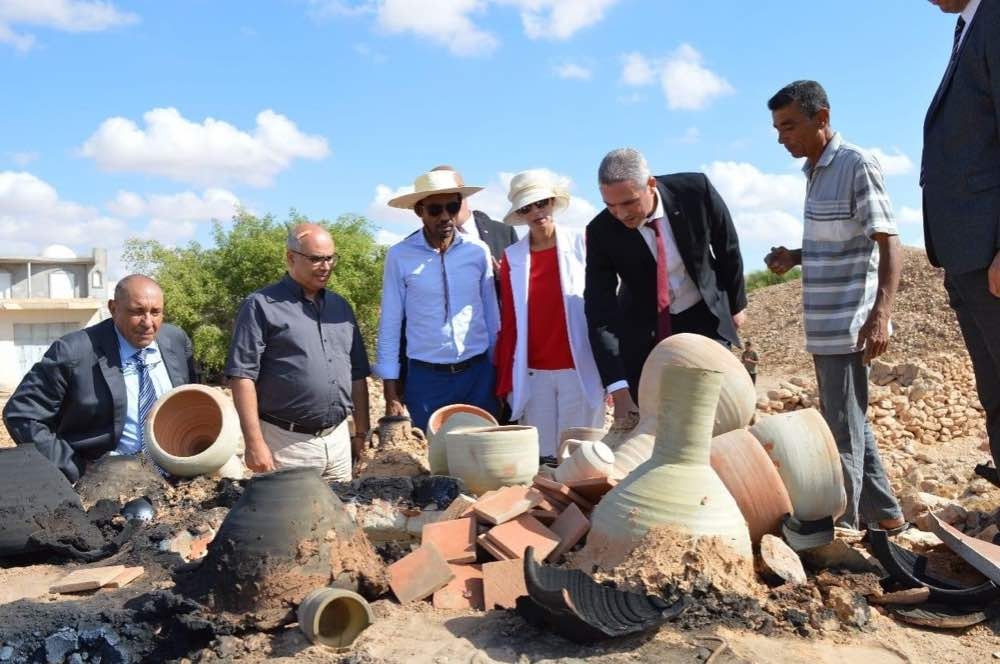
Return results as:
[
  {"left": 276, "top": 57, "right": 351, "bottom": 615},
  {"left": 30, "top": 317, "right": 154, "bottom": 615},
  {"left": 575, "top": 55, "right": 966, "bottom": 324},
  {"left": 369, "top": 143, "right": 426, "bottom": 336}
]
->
[{"left": 767, "top": 80, "right": 829, "bottom": 117}]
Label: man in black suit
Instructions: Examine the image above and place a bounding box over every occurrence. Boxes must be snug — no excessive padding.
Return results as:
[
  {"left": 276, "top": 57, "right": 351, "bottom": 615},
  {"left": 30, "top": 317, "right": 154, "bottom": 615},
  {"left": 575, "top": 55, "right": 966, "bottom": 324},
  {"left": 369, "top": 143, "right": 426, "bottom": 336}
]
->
[
  {"left": 585, "top": 147, "right": 747, "bottom": 425},
  {"left": 922, "top": 0, "right": 1000, "bottom": 477},
  {"left": 2, "top": 275, "right": 195, "bottom": 482}
]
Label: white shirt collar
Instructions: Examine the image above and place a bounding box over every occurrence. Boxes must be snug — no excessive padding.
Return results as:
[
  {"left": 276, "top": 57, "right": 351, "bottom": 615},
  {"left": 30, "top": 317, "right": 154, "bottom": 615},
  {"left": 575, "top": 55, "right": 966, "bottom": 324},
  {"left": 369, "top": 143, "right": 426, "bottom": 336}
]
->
[
  {"left": 645, "top": 189, "right": 666, "bottom": 225},
  {"left": 962, "top": 0, "right": 982, "bottom": 25}
]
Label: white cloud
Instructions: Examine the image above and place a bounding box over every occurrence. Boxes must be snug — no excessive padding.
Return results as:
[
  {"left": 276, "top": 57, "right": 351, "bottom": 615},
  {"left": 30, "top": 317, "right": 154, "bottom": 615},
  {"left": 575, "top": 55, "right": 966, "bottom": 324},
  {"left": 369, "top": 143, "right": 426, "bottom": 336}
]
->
[
  {"left": 0, "top": 0, "right": 137, "bottom": 51},
  {"left": 661, "top": 43, "right": 733, "bottom": 110},
  {"left": 898, "top": 205, "right": 922, "bottom": 225},
  {"left": 703, "top": 161, "right": 805, "bottom": 251},
  {"left": 375, "top": 228, "right": 404, "bottom": 246},
  {"left": 868, "top": 147, "right": 914, "bottom": 176},
  {"left": 553, "top": 62, "right": 591, "bottom": 80},
  {"left": 106, "top": 188, "right": 240, "bottom": 223},
  {"left": 79, "top": 107, "right": 330, "bottom": 187},
  {"left": 376, "top": 0, "right": 497, "bottom": 57},
  {"left": 500, "top": 0, "right": 622, "bottom": 40},
  {"left": 0, "top": 170, "right": 126, "bottom": 260},
  {"left": 7, "top": 151, "right": 39, "bottom": 166},
  {"left": 307, "top": 0, "right": 376, "bottom": 19},
  {"left": 621, "top": 51, "right": 655, "bottom": 86}
]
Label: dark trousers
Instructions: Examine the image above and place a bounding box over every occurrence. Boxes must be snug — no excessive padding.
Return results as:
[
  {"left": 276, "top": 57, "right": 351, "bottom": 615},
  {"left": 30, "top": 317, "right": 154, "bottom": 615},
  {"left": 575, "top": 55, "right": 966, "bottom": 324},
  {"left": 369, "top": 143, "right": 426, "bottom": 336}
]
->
[{"left": 945, "top": 269, "right": 1000, "bottom": 464}]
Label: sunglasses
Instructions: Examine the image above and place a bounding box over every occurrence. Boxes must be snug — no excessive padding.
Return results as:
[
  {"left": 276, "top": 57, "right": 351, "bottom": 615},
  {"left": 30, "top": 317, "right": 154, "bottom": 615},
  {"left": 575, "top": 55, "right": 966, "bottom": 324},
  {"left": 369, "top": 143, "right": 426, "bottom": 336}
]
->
[
  {"left": 291, "top": 249, "right": 339, "bottom": 266},
  {"left": 516, "top": 198, "right": 552, "bottom": 216},
  {"left": 420, "top": 200, "right": 462, "bottom": 217}
]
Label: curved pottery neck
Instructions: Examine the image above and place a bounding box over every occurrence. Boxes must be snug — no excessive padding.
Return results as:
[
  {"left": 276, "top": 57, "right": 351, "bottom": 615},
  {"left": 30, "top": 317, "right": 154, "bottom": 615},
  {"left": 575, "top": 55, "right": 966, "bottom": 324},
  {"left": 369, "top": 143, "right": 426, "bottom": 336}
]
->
[{"left": 653, "top": 366, "right": 723, "bottom": 467}]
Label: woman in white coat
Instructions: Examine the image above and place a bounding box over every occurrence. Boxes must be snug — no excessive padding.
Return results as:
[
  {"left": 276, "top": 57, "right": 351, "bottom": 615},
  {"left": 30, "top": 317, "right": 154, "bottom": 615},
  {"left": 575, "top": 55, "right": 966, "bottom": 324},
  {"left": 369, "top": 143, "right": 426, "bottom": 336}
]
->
[{"left": 494, "top": 169, "right": 605, "bottom": 459}]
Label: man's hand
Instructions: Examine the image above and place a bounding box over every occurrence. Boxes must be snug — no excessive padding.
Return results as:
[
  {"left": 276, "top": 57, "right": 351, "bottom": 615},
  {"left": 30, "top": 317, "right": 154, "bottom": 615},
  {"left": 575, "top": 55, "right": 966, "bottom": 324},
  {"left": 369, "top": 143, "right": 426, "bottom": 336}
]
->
[
  {"left": 858, "top": 304, "right": 891, "bottom": 364},
  {"left": 244, "top": 439, "right": 276, "bottom": 473},
  {"left": 989, "top": 250, "right": 1000, "bottom": 298},
  {"left": 385, "top": 398, "right": 406, "bottom": 417},
  {"left": 732, "top": 309, "right": 747, "bottom": 329},
  {"left": 609, "top": 388, "right": 640, "bottom": 432},
  {"left": 764, "top": 246, "right": 796, "bottom": 275}
]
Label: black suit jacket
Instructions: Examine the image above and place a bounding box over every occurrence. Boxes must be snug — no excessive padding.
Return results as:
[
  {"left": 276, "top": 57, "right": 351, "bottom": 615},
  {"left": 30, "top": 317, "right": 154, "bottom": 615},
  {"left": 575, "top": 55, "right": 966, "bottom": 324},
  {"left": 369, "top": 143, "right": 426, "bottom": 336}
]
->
[
  {"left": 472, "top": 210, "right": 519, "bottom": 262},
  {"left": 584, "top": 173, "right": 746, "bottom": 392},
  {"left": 921, "top": 0, "right": 1000, "bottom": 273},
  {"left": 2, "top": 318, "right": 195, "bottom": 482}
]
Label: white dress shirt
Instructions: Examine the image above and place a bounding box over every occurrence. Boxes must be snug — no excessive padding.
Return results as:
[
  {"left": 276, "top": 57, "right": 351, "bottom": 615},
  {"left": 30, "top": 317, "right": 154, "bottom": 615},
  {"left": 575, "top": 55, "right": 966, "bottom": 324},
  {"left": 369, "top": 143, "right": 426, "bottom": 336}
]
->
[
  {"left": 959, "top": 0, "right": 982, "bottom": 48},
  {"left": 637, "top": 192, "right": 702, "bottom": 314}
]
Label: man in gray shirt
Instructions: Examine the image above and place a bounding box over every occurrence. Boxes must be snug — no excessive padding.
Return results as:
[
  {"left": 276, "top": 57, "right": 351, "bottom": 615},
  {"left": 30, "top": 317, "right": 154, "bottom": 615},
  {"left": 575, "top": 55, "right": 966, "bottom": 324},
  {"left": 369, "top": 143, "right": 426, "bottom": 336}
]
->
[{"left": 225, "top": 222, "right": 371, "bottom": 480}]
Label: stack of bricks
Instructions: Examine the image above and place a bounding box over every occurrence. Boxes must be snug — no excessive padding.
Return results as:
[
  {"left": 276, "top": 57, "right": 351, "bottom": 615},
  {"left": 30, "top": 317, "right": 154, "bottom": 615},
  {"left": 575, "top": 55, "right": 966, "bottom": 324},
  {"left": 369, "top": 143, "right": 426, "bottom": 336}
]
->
[{"left": 386, "top": 475, "right": 617, "bottom": 611}]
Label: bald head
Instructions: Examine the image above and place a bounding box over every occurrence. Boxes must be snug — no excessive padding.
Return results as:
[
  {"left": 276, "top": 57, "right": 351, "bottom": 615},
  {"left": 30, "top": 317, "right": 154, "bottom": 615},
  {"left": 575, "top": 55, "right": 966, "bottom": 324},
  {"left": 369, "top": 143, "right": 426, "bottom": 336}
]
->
[
  {"left": 429, "top": 165, "right": 471, "bottom": 224},
  {"left": 286, "top": 222, "right": 333, "bottom": 252},
  {"left": 109, "top": 274, "right": 164, "bottom": 349}
]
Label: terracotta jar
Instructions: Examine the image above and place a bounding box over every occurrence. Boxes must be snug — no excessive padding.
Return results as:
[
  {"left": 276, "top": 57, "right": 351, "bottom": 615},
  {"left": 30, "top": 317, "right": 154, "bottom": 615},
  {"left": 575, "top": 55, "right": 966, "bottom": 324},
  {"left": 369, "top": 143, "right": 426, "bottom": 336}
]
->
[
  {"left": 584, "top": 365, "right": 753, "bottom": 568},
  {"left": 297, "top": 587, "right": 374, "bottom": 648},
  {"left": 145, "top": 384, "right": 242, "bottom": 478},
  {"left": 709, "top": 429, "right": 793, "bottom": 545},
  {"left": 636, "top": 333, "right": 756, "bottom": 437},
  {"left": 175, "top": 467, "right": 388, "bottom": 627},
  {"left": 750, "top": 408, "right": 846, "bottom": 523},
  {"left": 0, "top": 444, "right": 82, "bottom": 557},
  {"left": 554, "top": 440, "right": 615, "bottom": 484},
  {"left": 557, "top": 427, "right": 605, "bottom": 461},
  {"left": 444, "top": 425, "right": 539, "bottom": 495},
  {"left": 426, "top": 404, "right": 498, "bottom": 475}
]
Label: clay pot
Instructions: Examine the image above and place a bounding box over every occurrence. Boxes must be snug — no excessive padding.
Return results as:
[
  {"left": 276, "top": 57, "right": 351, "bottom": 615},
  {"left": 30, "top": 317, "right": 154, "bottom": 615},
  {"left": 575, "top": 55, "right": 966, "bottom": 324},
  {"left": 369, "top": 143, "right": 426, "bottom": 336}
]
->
[
  {"left": 145, "top": 384, "right": 241, "bottom": 478},
  {"left": 554, "top": 440, "right": 615, "bottom": 483},
  {"left": 426, "top": 404, "right": 498, "bottom": 475},
  {"left": 557, "top": 427, "right": 605, "bottom": 461},
  {"left": 584, "top": 365, "right": 753, "bottom": 568},
  {"left": 606, "top": 417, "right": 655, "bottom": 479},
  {"left": 0, "top": 444, "right": 83, "bottom": 557},
  {"left": 636, "top": 333, "right": 755, "bottom": 437},
  {"left": 175, "top": 467, "right": 387, "bottom": 627},
  {"left": 709, "top": 429, "right": 793, "bottom": 545},
  {"left": 297, "top": 587, "right": 374, "bottom": 648},
  {"left": 444, "top": 425, "right": 540, "bottom": 495},
  {"left": 749, "top": 408, "right": 846, "bottom": 522},
  {"left": 371, "top": 415, "right": 423, "bottom": 448}
]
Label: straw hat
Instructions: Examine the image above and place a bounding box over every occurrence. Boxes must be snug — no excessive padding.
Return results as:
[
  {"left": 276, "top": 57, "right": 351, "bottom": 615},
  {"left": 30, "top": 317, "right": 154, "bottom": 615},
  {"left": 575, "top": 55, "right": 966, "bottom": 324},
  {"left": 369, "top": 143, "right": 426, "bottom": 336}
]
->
[
  {"left": 387, "top": 170, "right": 483, "bottom": 210},
  {"left": 502, "top": 169, "right": 571, "bottom": 224}
]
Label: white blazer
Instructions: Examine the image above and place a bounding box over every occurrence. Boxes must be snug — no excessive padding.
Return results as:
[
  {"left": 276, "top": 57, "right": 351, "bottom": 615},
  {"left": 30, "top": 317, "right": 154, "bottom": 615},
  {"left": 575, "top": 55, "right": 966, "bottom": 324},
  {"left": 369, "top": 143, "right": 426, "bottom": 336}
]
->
[{"left": 504, "top": 225, "right": 605, "bottom": 420}]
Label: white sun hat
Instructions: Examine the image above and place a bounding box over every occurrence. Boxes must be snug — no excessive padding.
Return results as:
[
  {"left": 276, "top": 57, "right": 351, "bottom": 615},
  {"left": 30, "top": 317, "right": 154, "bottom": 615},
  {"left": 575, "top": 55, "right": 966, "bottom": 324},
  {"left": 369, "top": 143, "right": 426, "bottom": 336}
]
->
[
  {"left": 502, "top": 169, "right": 571, "bottom": 225},
  {"left": 387, "top": 170, "right": 484, "bottom": 210}
]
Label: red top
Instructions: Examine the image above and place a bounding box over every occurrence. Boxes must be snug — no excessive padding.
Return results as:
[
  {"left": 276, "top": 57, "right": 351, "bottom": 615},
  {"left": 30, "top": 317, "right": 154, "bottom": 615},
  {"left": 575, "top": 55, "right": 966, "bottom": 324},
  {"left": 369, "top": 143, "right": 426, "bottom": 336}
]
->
[{"left": 495, "top": 246, "right": 574, "bottom": 397}]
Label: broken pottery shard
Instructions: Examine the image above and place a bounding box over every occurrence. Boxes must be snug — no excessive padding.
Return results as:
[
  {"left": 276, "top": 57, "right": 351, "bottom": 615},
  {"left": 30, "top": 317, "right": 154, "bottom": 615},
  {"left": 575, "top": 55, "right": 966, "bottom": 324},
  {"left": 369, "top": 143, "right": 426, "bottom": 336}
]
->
[
  {"left": 800, "top": 538, "right": 885, "bottom": 575},
  {"left": 867, "top": 587, "right": 931, "bottom": 606},
  {"left": 889, "top": 604, "right": 991, "bottom": 629},
  {"left": 759, "top": 534, "right": 807, "bottom": 584},
  {"left": 928, "top": 512, "right": 1000, "bottom": 585}
]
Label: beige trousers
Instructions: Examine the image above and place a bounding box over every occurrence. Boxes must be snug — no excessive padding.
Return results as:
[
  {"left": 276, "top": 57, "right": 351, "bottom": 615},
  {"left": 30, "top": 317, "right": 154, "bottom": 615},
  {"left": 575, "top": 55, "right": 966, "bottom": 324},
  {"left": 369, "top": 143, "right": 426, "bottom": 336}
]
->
[{"left": 258, "top": 419, "right": 352, "bottom": 482}]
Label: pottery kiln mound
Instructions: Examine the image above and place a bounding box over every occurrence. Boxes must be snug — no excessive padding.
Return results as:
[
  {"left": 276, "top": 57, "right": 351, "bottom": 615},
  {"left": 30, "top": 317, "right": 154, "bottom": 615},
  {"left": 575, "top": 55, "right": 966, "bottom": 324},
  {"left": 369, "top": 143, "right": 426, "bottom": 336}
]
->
[
  {"left": 75, "top": 454, "right": 169, "bottom": 510},
  {"left": 175, "top": 467, "right": 387, "bottom": 627}
]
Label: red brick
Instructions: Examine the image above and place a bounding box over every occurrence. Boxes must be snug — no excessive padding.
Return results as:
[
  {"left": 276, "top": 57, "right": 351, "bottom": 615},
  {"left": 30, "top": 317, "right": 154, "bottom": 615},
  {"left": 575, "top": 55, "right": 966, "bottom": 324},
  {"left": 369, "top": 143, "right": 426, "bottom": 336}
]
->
[
  {"left": 564, "top": 477, "right": 618, "bottom": 504},
  {"left": 547, "top": 502, "right": 590, "bottom": 562},
  {"left": 532, "top": 475, "right": 594, "bottom": 511},
  {"left": 485, "top": 514, "right": 560, "bottom": 561},
  {"left": 422, "top": 517, "right": 476, "bottom": 564},
  {"left": 482, "top": 558, "right": 527, "bottom": 609},
  {"left": 472, "top": 486, "right": 542, "bottom": 525},
  {"left": 477, "top": 532, "right": 514, "bottom": 561},
  {"left": 432, "top": 564, "right": 484, "bottom": 610},
  {"left": 388, "top": 543, "right": 455, "bottom": 604},
  {"left": 527, "top": 508, "right": 559, "bottom": 524}
]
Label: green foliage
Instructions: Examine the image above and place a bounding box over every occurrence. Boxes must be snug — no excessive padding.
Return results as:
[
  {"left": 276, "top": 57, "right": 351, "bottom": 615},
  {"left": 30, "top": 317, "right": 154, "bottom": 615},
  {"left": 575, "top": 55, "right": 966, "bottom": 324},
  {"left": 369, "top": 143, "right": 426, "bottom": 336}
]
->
[
  {"left": 123, "top": 210, "right": 387, "bottom": 378},
  {"left": 745, "top": 266, "right": 802, "bottom": 292}
]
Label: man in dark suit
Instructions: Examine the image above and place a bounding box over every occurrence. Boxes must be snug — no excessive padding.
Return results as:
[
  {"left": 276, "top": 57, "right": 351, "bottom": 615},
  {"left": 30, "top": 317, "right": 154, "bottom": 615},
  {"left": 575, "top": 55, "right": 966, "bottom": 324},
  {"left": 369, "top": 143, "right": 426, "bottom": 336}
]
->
[
  {"left": 922, "top": 0, "right": 1000, "bottom": 477},
  {"left": 2, "top": 275, "right": 195, "bottom": 482},
  {"left": 585, "top": 147, "right": 747, "bottom": 425}
]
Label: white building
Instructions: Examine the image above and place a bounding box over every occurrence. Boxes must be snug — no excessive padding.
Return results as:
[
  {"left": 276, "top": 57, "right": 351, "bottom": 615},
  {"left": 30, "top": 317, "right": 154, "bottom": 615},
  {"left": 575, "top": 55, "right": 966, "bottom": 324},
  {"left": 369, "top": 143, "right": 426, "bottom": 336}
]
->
[{"left": 0, "top": 246, "right": 109, "bottom": 392}]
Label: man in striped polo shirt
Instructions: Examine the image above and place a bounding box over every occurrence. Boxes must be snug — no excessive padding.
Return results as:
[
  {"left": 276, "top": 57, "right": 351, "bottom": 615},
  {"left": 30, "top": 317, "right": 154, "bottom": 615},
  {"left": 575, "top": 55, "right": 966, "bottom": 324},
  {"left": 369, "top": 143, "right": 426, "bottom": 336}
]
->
[{"left": 764, "top": 80, "right": 906, "bottom": 533}]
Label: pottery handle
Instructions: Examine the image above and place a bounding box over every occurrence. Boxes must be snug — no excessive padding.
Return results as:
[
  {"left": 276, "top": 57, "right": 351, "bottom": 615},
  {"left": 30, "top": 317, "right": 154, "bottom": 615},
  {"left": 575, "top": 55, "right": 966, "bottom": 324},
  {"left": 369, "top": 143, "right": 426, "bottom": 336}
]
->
[
  {"left": 370, "top": 431, "right": 380, "bottom": 449},
  {"left": 412, "top": 427, "right": 425, "bottom": 441}
]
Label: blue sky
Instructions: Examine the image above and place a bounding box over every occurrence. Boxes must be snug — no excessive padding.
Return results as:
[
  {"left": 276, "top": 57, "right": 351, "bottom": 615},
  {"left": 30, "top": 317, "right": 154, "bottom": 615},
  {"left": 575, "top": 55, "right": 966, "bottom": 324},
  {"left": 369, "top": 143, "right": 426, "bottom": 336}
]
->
[{"left": 0, "top": 1, "right": 957, "bottom": 278}]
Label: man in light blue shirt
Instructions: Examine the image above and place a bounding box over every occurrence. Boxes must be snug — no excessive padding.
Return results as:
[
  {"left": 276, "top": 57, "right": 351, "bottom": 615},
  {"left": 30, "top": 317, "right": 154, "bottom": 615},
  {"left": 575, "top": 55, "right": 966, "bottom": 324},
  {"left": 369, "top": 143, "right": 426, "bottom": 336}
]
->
[
  {"left": 375, "top": 170, "right": 500, "bottom": 432},
  {"left": 113, "top": 326, "right": 174, "bottom": 455}
]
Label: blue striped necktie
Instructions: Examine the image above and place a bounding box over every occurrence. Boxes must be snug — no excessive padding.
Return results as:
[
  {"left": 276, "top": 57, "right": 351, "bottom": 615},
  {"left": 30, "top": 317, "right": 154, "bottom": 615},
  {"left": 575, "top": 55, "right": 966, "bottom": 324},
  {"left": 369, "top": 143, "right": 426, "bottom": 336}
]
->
[{"left": 133, "top": 349, "right": 155, "bottom": 451}]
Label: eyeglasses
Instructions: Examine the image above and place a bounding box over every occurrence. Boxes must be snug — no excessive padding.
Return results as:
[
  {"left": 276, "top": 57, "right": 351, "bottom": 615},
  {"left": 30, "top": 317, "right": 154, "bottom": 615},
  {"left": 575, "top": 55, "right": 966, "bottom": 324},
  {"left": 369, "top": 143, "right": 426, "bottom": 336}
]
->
[
  {"left": 420, "top": 200, "right": 462, "bottom": 217},
  {"left": 516, "top": 198, "right": 552, "bottom": 216},
  {"left": 291, "top": 249, "right": 339, "bottom": 266}
]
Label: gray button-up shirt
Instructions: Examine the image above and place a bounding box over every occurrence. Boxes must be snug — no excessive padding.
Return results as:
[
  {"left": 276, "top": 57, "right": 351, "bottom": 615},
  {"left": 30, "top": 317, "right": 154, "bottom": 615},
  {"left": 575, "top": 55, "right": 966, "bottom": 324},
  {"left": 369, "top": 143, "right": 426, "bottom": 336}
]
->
[{"left": 225, "top": 273, "right": 370, "bottom": 430}]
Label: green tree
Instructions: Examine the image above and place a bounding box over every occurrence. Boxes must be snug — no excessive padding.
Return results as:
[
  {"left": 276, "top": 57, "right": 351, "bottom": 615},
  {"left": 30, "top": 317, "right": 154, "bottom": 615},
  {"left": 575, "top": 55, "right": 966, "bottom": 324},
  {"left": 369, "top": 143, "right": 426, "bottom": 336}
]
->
[
  {"left": 745, "top": 266, "right": 802, "bottom": 292},
  {"left": 123, "top": 210, "right": 387, "bottom": 379}
]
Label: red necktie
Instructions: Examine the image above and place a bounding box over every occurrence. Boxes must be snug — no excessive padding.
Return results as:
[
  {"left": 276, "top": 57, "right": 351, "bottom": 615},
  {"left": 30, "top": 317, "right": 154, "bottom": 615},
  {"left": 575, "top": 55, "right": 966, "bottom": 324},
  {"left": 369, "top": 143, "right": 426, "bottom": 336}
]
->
[{"left": 648, "top": 218, "right": 671, "bottom": 341}]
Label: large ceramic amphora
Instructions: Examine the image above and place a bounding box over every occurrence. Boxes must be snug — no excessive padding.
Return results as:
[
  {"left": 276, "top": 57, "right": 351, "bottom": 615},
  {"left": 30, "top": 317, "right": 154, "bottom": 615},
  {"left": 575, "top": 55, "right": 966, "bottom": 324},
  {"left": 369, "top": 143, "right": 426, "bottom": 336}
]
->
[
  {"left": 175, "top": 467, "right": 387, "bottom": 627},
  {"left": 750, "top": 408, "right": 846, "bottom": 522},
  {"left": 145, "top": 384, "right": 241, "bottom": 477},
  {"left": 426, "top": 404, "right": 498, "bottom": 475},
  {"left": 583, "top": 365, "right": 752, "bottom": 569},
  {"left": 444, "top": 425, "right": 539, "bottom": 495}
]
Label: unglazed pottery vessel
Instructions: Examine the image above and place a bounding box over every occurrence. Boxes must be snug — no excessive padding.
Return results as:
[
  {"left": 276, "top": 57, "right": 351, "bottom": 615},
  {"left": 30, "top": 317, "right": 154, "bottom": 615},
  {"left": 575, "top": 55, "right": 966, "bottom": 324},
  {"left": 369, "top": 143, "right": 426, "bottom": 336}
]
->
[
  {"left": 371, "top": 415, "right": 423, "bottom": 448},
  {"left": 444, "top": 425, "right": 540, "bottom": 495},
  {"left": 749, "top": 408, "right": 847, "bottom": 522},
  {"left": 554, "top": 440, "right": 615, "bottom": 483},
  {"left": 145, "top": 384, "right": 241, "bottom": 477},
  {"left": 426, "top": 404, "right": 498, "bottom": 475},
  {"left": 584, "top": 365, "right": 753, "bottom": 567},
  {"left": 557, "top": 427, "right": 606, "bottom": 460},
  {"left": 606, "top": 417, "right": 656, "bottom": 479},
  {"left": 297, "top": 587, "right": 374, "bottom": 648},
  {"left": 636, "top": 333, "right": 756, "bottom": 437},
  {"left": 709, "top": 428, "right": 793, "bottom": 545}
]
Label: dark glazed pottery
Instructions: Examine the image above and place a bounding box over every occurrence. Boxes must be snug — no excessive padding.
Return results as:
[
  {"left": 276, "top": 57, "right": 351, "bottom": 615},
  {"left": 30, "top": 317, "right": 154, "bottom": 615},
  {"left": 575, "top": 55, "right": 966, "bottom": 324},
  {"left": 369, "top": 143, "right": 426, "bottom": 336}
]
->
[{"left": 176, "top": 467, "right": 387, "bottom": 627}]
